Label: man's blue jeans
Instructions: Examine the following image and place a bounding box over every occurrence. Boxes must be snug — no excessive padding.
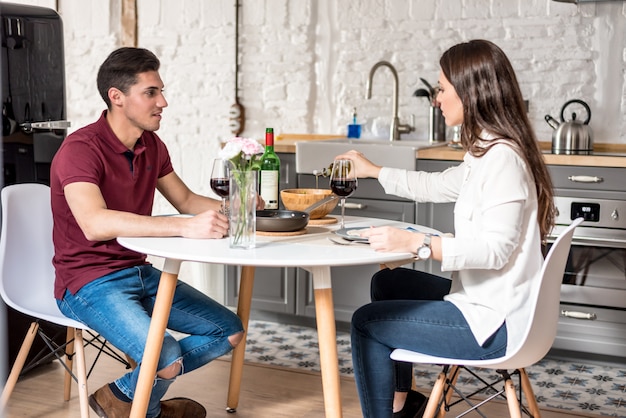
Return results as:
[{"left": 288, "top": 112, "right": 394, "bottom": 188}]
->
[
  {"left": 351, "top": 268, "right": 507, "bottom": 418},
  {"left": 58, "top": 264, "right": 243, "bottom": 417}
]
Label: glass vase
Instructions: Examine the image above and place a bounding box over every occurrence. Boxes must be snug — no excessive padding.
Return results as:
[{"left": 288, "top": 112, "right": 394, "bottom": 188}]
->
[{"left": 229, "top": 170, "right": 257, "bottom": 249}]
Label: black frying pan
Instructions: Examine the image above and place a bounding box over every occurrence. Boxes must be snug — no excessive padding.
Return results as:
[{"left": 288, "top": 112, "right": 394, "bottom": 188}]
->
[{"left": 256, "top": 210, "right": 309, "bottom": 232}]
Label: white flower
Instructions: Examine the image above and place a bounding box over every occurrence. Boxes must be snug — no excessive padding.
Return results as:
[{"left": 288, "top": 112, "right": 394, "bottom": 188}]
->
[{"left": 219, "top": 140, "right": 243, "bottom": 160}]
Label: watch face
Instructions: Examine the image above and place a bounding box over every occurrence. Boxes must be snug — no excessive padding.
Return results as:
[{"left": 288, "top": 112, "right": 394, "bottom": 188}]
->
[{"left": 417, "top": 245, "right": 432, "bottom": 259}]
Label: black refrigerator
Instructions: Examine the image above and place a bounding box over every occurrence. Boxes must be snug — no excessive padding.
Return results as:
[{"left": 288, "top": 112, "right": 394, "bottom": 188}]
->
[{"left": 1, "top": 2, "right": 69, "bottom": 374}]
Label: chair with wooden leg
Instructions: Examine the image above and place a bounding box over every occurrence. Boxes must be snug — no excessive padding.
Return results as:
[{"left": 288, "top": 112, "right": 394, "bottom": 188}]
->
[
  {"left": 0, "top": 183, "right": 128, "bottom": 417},
  {"left": 390, "top": 217, "right": 583, "bottom": 418}
]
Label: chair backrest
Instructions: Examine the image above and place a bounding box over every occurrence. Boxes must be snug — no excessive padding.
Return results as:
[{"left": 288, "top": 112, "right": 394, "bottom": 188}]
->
[
  {"left": 496, "top": 217, "right": 584, "bottom": 369},
  {"left": 0, "top": 183, "right": 71, "bottom": 325}
]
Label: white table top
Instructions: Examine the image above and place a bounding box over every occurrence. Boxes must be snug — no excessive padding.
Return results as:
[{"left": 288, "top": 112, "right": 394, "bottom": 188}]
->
[{"left": 117, "top": 216, "right": 436, "bottom": 268}]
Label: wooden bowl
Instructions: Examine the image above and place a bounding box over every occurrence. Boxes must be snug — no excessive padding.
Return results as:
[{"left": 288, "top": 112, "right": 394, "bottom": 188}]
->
[{"left": 280, "top": 188, "right": 338, "bottom": 219}]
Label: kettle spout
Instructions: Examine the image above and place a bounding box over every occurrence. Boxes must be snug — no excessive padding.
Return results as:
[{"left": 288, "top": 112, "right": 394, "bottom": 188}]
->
[{"left": 545, "top": 114, "right": 560, "bottom": 130}]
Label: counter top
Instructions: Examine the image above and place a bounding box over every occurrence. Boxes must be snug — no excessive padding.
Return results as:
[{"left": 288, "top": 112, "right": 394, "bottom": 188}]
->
[
  {"left": 275, "top": 133, "right": 344, "bottom": 153},
  {"left": 417, "top": 142, "right": 626, "bottom": 168},
  {"left": 275, "top": 133, "right": 626, "bottom": 168}
]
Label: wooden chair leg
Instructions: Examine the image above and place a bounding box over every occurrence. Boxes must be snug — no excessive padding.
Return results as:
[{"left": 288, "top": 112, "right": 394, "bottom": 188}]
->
[
  {"left": 73, "top": 329, "right": 91, "bottom": 418},
  {"left": 504, "top": 373, "right": 522, "bottom": 418},
  {"left": 0, "top": 321, "right": 39, "bottom": 412},
  {"left": 520, "top": 368, "right": 541, "bottom": 417},
  {"left": 64, "top": 327, "right": 75, "bottom": 401},
  {"left": 423, "top": 368, "right": 447, "bottom": 418}
]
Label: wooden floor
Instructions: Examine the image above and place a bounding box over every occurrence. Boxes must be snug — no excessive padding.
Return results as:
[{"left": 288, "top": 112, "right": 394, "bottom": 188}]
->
[{"left": 4, "top": 347, "right": 599, "bottom": 418}]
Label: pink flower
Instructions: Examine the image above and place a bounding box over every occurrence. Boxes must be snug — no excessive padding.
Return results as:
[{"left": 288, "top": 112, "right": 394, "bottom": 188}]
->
[{"left": 219, "top": 137, "right": 264, "bottom": 172}]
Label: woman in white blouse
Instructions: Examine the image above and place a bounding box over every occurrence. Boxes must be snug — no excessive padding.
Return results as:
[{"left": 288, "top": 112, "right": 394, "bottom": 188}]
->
[{"left": 338, "top": 39, "right": 555, "bottom": 418}]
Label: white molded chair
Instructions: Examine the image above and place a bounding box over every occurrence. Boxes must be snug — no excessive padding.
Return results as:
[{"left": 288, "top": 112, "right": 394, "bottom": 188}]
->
[
  {"left": 390, "top": 217, "right": 584, "bottom": 418},
  {"left": 0, "top": 183, "right": 91, "bottom": 417}
]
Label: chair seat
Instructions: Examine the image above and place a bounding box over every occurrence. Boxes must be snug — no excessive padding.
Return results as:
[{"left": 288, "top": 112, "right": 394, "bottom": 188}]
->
[
  {"left": 4, "top": 299, "right": 90, "bottom": 332},
  {"left": 391, "top": 349, "right": 521, "bottom": 370}
]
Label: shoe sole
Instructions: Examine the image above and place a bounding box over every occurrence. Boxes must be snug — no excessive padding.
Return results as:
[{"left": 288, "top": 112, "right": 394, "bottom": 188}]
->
[{"left": 88, "top": 394, "right": 108, "bottom": 418}]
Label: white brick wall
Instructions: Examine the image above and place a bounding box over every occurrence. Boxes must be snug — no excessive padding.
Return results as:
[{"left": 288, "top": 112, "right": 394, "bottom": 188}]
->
[{"left": 4, "top": 0, "right": 626, "bottom": 195}]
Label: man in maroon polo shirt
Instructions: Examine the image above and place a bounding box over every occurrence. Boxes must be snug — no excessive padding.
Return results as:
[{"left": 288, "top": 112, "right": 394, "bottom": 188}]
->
[{"left": 51, "top": 47, "right": 244, "bottom": 418}]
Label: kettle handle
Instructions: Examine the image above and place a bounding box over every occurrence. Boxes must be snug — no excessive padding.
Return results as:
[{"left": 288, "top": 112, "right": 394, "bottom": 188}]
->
[
  {"left": 544, "top": 114, "right": 560, "bottom": 130},
  {"left": 560, "top": 99, "right": 591, "bottom": 124}
]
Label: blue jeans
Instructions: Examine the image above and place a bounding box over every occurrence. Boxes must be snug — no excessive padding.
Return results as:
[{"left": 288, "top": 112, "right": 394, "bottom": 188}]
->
[
  {"left": 351, "top": 268, "right": 507, "bottom": 418},
  {"left": 57, "top": 264, "right": 243, "bottom": 418}
]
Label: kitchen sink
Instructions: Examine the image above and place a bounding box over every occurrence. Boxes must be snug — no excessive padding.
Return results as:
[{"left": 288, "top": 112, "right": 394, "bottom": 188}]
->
[{"left": 295, "top": 139, "right": 447, "bottom": 174}]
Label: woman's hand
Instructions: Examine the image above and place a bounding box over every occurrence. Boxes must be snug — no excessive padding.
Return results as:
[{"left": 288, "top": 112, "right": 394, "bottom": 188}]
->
[
  {"left": 359, "top": 226, "right": 419, "bottom": 253},
  {"left": 334, "top": 150, "right": 382, "bottom": 179}
]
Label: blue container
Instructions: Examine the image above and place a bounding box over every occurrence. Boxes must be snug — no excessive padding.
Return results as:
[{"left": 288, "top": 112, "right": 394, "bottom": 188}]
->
[{"left": 347, "top": 124, "right": 361, "bottom": 139}]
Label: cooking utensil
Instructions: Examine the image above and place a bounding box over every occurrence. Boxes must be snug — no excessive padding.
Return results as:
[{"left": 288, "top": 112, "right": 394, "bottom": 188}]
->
[
  {"left": 545, "top": 99, "right": 593, "bottom": 155},
  {"left": 419, "top": 77, "right": 435, "bottom": 97},
  {"left": 302, "top": 195, "right": 337, "bottom": 214},
  {"left": 256, "top": 210, "right": 309, "bottom": 232},
  {"left": 413, "top": 88, "right": 431, "bottom": 101},
  {"left": 327, "top": 236, "right": 367, "bottom": 246}
]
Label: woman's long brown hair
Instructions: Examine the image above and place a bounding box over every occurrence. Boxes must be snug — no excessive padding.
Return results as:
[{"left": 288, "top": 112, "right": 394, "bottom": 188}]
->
[{"left": 440, "top": 39, "right": 555, "bottom": 241}]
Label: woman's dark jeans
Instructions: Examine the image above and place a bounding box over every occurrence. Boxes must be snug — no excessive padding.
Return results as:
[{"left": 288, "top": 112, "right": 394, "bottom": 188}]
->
[{"left": 351, "top": 267, "right": 507, "bottom": 417}]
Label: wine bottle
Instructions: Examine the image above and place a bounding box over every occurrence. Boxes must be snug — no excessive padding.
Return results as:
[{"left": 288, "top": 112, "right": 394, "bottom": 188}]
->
[{"left": 259, "top": 128, "right": 281, "bottom": 209}]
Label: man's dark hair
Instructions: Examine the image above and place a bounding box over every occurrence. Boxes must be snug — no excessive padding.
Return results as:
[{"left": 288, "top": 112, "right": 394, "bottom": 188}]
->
[{"left": 96, "top": 47, "right": 160, "bottom": 109}]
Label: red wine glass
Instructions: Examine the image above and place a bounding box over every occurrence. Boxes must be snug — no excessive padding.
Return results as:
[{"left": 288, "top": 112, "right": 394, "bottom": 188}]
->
[
  {"left": 210, "top": 158, "right": 230, "bottom": 215},
  {"left": 329, "top": 159, "right": 357, "bottom": 229}
]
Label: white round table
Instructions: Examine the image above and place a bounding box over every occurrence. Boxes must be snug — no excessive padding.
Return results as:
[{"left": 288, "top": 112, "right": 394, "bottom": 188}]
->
[{"left": 118, "top": 216, "right": 436, "bottom": 418}]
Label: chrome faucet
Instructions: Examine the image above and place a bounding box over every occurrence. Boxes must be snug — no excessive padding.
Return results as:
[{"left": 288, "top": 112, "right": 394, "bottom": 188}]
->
[{"left": 366, "top": 60, "right": 414, "bottom": 141}]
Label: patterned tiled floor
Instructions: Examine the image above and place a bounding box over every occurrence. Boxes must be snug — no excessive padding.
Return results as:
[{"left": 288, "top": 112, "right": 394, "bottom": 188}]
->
[{"left": 243, "top": 319, "right": 626, "bottom": 417}]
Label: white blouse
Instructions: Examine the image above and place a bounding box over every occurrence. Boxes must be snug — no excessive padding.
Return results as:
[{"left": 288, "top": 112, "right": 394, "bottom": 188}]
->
[{"left": 378, "top": 141, "right": 543, "bottom": 352}]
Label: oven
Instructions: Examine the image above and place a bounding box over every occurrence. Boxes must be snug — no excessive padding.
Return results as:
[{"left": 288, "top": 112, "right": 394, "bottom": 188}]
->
[{"left": 548, "top": 164, "right": 626, "bottom": 358}]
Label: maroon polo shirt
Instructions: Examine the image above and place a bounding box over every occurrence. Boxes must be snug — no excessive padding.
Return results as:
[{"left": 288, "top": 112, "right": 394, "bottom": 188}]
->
[{"left": 50, "top": 110, "right": 174, "bottom": 299}]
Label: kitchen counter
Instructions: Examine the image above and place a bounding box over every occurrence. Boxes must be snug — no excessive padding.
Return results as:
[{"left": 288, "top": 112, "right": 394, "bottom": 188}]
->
[
  {"left": 275, "top": 133, "right": 345, "bottom": 153},
  {"left": 418, "top": 141, "right": 626, "bottom": 168},
  {"left": 276, "top": 133, "right": 626, "bottom": 168}
]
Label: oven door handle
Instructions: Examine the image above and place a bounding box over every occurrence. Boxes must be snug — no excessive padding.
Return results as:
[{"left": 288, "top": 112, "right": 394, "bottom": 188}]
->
[{"left": 570, "top": 236, "right": 626, "bottom": 247}]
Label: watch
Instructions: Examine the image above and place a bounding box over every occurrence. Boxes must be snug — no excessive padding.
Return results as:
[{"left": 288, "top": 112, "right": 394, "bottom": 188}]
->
[{"left": 416, "top": 234, "right": 432, "bottom": 260}]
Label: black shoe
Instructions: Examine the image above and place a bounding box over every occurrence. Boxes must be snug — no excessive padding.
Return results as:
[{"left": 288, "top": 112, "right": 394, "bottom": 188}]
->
[{"left": 393, "top": 390, "right": 428, "bottom": 418}]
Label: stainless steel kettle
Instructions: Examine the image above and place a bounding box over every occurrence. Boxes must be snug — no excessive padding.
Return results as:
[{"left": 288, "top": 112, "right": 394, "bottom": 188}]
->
[{"left": 545, "top": 99, "right": 593, "bottom": 155}]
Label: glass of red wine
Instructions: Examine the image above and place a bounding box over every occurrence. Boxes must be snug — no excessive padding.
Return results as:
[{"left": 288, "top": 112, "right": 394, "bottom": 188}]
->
[
  {"left": 210, "top": 158, "right": 230, "bottom": 216},
  {"left": 329, "top": 158, "right": 357, "bottom": 229}
]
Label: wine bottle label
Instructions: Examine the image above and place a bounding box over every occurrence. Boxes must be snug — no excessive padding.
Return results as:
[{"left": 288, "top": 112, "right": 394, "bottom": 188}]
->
[{"left": 260, "top": 170, "right": 279, "bottom": 209}]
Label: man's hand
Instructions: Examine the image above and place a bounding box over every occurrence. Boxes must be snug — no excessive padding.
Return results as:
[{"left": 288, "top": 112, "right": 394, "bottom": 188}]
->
[{"left": 181, "top": 210, "right": 229, "bottom": 239}]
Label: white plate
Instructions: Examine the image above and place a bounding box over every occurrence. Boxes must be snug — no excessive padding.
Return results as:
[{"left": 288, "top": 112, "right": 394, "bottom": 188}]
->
[
  {"left": 335, "top": 225, "right": 440, "bottom": 242},
  {"left": 334, "top": 227, "right": 370, "bottom": 242}
]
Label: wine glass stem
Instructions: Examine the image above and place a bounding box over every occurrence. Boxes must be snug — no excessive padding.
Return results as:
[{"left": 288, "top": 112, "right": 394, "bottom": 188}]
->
[
  {"left": 222, "top": 198, "right": 227, "bottom": 216},
  {"left": 340, "top": 198, "right": 346, "bottom": 229}
]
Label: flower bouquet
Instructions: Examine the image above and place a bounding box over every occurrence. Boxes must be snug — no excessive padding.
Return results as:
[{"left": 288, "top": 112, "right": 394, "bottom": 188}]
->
[{"left": 219, "top": 137, "right": 264, "bottom": 248}]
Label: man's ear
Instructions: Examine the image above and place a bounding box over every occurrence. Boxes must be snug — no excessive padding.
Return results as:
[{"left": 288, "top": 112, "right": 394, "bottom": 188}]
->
[{"left": 108, "top": 87, "right": 124, "bottom": 107}]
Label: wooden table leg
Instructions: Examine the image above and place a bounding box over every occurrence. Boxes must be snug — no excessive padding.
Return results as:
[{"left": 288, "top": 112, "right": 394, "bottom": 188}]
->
[
  {"left": 129, "top": 259, "right": 181, "bottom": 418},
  {"left": 308, "top": 266, "right": 343, "bottom": 418},
  {"left": 226, "top": 265, "right": 255, "bottom": 412}
]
